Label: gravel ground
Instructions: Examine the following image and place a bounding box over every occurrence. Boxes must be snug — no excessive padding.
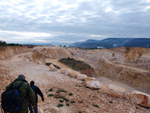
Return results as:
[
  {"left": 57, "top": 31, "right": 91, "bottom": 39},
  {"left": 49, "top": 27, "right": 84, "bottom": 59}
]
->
[{"left": 0, "top": 52, "right": 149, "bottom": 113}]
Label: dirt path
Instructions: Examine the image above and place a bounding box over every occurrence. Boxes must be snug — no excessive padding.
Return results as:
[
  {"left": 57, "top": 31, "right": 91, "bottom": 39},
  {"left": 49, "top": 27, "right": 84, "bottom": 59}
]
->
[{"left": 0, "top": 52, "right": 149, "bottom": 113}]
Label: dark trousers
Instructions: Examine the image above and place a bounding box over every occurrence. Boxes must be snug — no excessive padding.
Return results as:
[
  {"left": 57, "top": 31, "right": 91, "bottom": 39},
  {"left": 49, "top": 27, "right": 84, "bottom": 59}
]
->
[{"left": 29, "top": 103, "right": 38, "bottom": 113}]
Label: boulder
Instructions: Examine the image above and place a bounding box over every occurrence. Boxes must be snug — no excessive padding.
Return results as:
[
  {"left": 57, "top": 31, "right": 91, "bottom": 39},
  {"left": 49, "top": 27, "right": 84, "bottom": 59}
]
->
[
  {"left": 77, "top": 73, "right": 87, "bottom": 80},
  {"left": 49, "top": 64, "right": 57, "bottom": 71},
  {"left": 59, "top": 68, "right": 66, "bottom": 74},
  {"left": 65, "top": 69, "right": 71, "bottom": 75},
  {"left": 69, "top": 71, "right": 79, "bottom": 78},
  {"left": 131, "top": 91, "right": 150, "bottom": 107},
  {"left": 101, "top": 83, "right": 109, "bottom": 93},
  {"left": 85, "top": 77, "right": 101, "bottom": 89},
  {"left": 107, "top": 84, "right": 126, "bottom": 98}
]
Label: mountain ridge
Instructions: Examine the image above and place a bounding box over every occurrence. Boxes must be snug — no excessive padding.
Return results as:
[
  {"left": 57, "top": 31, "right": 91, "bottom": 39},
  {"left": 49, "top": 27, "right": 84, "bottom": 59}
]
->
[{"left": 70, "top": 38, "right": 150, "bottom": 48}]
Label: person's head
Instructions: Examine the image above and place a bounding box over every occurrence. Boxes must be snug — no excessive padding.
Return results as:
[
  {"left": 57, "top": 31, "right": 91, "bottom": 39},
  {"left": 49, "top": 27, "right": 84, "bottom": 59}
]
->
[
  {"left": 18, "top": 74, "right": 25, "bottom": 80},
  {"left": 30, "top": 81, "right": 34, "bottom": 86}
]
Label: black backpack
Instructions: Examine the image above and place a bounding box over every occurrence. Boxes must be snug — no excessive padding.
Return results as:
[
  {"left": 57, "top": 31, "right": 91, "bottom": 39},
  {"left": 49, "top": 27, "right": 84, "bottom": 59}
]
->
[{"left": 1, "top": 82, "right": 24, "bottom": 113}]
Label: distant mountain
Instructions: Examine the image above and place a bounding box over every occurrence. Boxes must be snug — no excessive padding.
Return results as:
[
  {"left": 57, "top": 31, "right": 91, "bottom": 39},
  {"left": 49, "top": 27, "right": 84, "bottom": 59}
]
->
[{"left": 70, "top": 38, "right": 150, "bottom": 48}]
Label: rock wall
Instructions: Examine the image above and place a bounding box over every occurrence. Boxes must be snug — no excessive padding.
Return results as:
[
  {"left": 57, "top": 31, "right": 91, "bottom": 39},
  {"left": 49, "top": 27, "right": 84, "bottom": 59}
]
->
[
  {"left": 68, "top": 47, "right": 150, "bottom": 93},
  {"left": 95, "top": 59, "right": 150, "bottom": 93},
  {"left": 0, "top": 46, "right": 29, "bottom": 59},
  {"left": 33, "top": 46, "right": 72, "bottom": 59},
  {"left": 32, "top": 52, "right": 45, "bottom": 64}
]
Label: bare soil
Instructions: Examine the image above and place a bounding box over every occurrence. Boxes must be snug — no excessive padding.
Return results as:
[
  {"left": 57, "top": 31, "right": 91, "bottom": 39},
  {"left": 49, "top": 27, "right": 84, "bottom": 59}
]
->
[{"left": 0, "top": 52, "right": 149, "bottom": 113}]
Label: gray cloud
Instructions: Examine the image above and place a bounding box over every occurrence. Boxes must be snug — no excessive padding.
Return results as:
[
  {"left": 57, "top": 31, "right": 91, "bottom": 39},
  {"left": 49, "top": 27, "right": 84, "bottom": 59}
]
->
[{"left": 0, "top": 0, "right": 150, "bottom": 44}]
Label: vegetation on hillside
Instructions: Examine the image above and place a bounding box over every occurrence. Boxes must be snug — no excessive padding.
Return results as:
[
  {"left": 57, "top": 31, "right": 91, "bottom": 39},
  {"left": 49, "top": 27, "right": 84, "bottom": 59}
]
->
[{"left": 59, "top": 57, "right": 95, "bottom": 76}]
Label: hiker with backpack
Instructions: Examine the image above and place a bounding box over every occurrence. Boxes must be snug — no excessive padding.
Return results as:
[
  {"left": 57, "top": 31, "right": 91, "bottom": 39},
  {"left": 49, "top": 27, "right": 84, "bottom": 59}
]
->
[
  {"left": 28, "top": 81, "right": 44, "bottom": 113},
  {"left": 1, "top": 75, "right": 35, "bottom": 113}
]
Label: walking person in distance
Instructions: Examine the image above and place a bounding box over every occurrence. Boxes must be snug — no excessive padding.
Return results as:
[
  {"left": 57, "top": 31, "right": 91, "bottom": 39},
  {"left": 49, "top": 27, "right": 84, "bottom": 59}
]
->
[{"left": 28, "top": 81, "right": 44, "bottom": 113}]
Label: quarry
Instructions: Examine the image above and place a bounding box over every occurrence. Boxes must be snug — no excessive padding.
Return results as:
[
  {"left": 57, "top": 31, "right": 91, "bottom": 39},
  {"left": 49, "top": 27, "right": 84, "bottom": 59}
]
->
[{"left": 0, "top": 46, "right": 150, "bottom": 113}]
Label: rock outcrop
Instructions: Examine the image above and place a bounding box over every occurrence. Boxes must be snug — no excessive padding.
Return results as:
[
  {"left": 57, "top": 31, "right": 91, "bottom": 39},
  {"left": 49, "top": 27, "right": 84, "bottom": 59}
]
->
[
  {"left": 0, "top": 46, "right": 29, "bottom": 59},
  {"left": 33, "top": 46, "right": 72, "bottom": 59},
  {"left": 68, "top": 47, "right": 150, "bottom": 93},
  {"left": 32, "top": 52, "right": 45, "bottom": 64}
]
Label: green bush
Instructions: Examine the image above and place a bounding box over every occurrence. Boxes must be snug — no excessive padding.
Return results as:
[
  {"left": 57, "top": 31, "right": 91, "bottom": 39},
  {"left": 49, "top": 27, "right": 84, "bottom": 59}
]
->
[
  {"left": 48, "top": 94, "right": 54, "bottom": 97},
  {"left": 70, "top": 101, "right": 76, "bottom": 104},
  {"left": 109, "top": 101, "right": 113, "bottom": 103},
  {"left": 63, "top": 97, "right": 69, "bottom": 102},
  {"left": 68, "top": 93, "right": 73, "bottom": 96},
  {"left": 48, "top": 88, "right": 53, "bottom": 92},
  {"left": 57, "top": 104, "right": 64, "bottom": 108},
  {"left": 93, "top": 105, "right": 99, "bottom": 108},
  {"left": 66, "top": 103, "right": 70, "bottom": 106},
  {"left": 59, "top": 100, "right": 64, "bottom": 103}
]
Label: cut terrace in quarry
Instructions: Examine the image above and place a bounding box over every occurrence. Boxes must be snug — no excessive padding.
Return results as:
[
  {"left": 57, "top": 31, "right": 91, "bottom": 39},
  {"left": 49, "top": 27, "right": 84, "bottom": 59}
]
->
[{"left": 0, "top": 46, "right": 150, "bottom": 113}]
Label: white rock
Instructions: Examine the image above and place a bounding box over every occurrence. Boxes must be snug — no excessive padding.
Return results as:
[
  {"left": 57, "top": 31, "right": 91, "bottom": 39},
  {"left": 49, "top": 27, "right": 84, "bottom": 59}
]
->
[
  {"left": 85, "top": 77, "right": 101, "bottom": 89},
  {"left": 49, "top": 64, "right": 57, "bottom": 71},
  {"left": 131, "top": 90, "right": 150, "bottom": 107},
  {"left": 77, "top": 73, "right": 87, "bottom": 81},
  {"left": 59, "top": 68, "right": 66, "bottom": 74},
  {"left": 69, "top": 71, "right": 79, "bottom": 78},
  {"left": 108, "top": 84, "right": 126, "bottom": 98},
  {"left": 65, "top": 69, "right": 71, "bottom": 75}
]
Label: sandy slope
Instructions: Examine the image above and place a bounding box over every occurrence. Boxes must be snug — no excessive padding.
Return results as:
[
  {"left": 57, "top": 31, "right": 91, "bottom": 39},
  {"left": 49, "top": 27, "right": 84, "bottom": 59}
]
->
[{"left": 0, "top": 52, "right": 149, "bottom": 113}]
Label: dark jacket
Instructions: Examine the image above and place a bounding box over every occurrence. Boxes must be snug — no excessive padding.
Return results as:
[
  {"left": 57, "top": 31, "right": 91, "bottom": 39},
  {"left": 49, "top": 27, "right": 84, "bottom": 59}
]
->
[
  {"left": 30, "top": 85, "right": 44, "bottom": 103},
  {"left": 6, "top": 78, "right": 35, "bottom": 113}
]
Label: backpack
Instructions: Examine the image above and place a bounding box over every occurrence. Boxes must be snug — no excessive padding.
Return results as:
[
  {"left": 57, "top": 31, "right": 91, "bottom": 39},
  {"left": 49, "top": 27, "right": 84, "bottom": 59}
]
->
[{"left": 1, "top": 82, "right": 24, "bottom": 113}]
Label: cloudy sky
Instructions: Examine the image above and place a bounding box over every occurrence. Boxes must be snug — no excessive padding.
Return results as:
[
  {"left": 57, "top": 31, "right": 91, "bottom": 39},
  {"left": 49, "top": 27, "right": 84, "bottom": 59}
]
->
[{"left": 0, "top": 0, "right": 150, "bottom": 44}]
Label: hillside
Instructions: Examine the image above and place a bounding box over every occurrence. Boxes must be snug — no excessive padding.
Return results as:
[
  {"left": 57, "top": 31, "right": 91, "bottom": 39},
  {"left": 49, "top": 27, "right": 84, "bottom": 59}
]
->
[
  {"left": 70, "top": 38, "right": 150, "bottom": 48},
  {"left": 0, "top": 46, "right": 150, "bottom": 113}
]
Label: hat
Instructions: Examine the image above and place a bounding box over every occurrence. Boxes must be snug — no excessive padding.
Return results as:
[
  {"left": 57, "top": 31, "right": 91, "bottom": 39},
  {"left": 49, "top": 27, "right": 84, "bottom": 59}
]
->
[{"left": 18, "top": 74, "right": 25, "bottom": 80}]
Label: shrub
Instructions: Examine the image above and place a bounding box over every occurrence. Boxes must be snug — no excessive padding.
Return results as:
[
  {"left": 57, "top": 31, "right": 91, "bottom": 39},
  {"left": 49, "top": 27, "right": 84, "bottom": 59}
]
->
[
  {"left": 68, "top": 93, "right": 73, "bottom": 96},
  {"left": 93, "top": 105, "right": 99, "bottom": 108},
  {"left": 63, "top": 97, "right": 69, "bottom": 102},
  {"left": 48, "top": 88, "right": 53, "bottom": 92},
  {"left": 59, "top": 100, "right": 64, "bottom": 103},
  {"left": 70, "top": 101, "right": 76, "bottom": 104},
  {"left": 57, "top": 104, "right": 64, "bottom": 108},
  {"left": 59, "top": 57, "right": 94, "bottom": 76},
  {"left": 66, "top": 103, "right": 70, "bottom": 106},
  {"left": 109, "top": 101, "right": 113, "bottom": 103},
  {"left": 48, "top": 94, "right": 54, "bottom": 97}
]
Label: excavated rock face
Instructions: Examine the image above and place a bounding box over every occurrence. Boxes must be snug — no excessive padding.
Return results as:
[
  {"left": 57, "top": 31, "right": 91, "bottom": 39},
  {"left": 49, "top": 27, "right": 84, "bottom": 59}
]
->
[
  {"left": 33, "top": 46, "right": 72, "bottom": 59},
  {"left": 68, "top": 47, "right": 150, "bottom": 93},
  {"left": 0, "top": 64, "right": 14, "bottom": 98},
  {"left": 95, "top": 59, "right": 150, "bottom": 93},
  {"left": 0, "top": 46, "right": 29, "bottom": 59},
  {"left": 32, "top": 52, "right": 45, "bottom": 64}
]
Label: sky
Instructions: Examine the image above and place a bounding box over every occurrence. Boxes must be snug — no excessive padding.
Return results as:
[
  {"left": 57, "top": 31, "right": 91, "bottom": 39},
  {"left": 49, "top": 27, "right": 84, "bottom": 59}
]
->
[{"left": 0, "top": 0, "right": 150, "bottom": 44}]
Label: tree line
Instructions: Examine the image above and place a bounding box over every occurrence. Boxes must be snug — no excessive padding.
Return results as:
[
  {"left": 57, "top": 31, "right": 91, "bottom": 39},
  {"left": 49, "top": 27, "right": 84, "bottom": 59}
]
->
[{"left": 0, "top": 41, "right": 22, "bottom": 46}]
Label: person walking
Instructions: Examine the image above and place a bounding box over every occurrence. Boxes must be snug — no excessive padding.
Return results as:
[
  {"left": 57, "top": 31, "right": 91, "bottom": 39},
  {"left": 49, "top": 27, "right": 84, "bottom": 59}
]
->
[
  {"left": 3, "top": 75, "right": 35, "bottom": 113},
  {"left": 28, "top": 81, "right": 44, "bottom": 113}
]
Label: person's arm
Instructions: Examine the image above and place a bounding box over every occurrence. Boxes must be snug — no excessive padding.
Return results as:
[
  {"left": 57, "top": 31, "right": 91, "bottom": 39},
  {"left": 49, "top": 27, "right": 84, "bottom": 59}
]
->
[{"left": 35, "top": 86, "right": 44, "bottom": 101}]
